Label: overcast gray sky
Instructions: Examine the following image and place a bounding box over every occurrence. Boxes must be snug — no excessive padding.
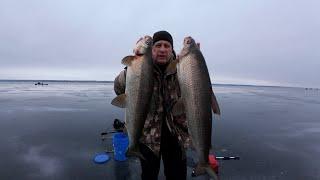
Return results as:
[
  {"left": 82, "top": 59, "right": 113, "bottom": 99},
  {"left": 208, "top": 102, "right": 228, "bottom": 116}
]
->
[{"left": 0, "top": 0, "right": 319, "bottom": 87}]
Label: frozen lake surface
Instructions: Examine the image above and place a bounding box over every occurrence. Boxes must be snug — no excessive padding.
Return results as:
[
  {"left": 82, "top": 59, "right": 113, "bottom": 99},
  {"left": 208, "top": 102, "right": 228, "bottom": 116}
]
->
[{"left": 0, "top": 81, "right": 319, "bottom": 180}]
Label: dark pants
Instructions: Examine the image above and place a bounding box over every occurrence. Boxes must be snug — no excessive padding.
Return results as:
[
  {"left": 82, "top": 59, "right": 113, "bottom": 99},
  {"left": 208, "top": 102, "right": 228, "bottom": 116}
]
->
[{"left": 139, "top": 121, "right": 186, "bottom": 180}]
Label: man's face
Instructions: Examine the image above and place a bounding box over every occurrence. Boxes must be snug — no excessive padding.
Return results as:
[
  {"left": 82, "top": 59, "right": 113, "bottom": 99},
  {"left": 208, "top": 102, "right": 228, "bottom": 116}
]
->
[{"left": 152, "top": 40, "right": 173, "bottom": 65}]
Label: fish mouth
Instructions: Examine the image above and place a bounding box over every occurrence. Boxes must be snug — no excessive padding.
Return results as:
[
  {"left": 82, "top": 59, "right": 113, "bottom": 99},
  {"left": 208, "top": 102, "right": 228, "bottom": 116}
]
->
[
  {"left": 184, "top": 36, "right": 194, "bottom": 45},
  {"left": 133, "top": 35, "right": 153, "bottom": 55},
  {"left": 144, "top": 36, "right": 153, "bottom": 46},
  {"left": 136, "top": 36, "right": 152, "bottom": 47}
]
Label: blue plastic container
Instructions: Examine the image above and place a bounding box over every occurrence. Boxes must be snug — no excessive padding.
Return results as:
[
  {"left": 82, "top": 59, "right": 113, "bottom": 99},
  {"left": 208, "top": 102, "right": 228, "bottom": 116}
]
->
[
  {"left": 112, "top": 132, "right": 129, "bottom": 161},
  {"left": 93, "top": 153, "right": 110, "bottom": 164}
]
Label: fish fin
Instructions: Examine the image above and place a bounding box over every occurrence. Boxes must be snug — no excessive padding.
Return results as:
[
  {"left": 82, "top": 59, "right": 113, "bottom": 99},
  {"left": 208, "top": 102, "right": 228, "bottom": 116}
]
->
[
  {"left": 111, "top": 94, "right": 127, "bottom": 108},
  {"left": 211, "top": 90, "right": 221, "bottom": 115},
  {"left": 126, "top": 147, "right": 146, "bottom": 160},
  {"left": 213, "top": 113, "right": 221, "bottom": 121},
  {"left": 192, "top": 164, "right": 219, "bottom": 180},
  {"left": 205, "top": 166, "right": 219, "bottom": 180},
  {"left": 172, "top": 98, "right": 185, "bottom": 115},
  {"left": 121, "top": 55, "right": 135, "bottom": 66}
]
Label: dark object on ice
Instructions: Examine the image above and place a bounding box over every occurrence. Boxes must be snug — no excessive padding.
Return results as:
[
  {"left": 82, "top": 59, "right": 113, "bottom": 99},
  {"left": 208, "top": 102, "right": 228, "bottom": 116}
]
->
[
  {"left": 100, "top": 119, "right": 125, "bottom": 141},
  {"left": 100, "top": 131, "right": 116, "bottom": 141},
  {"left": 35, "top": 82, "right": 48, "bottom": 85},
  {"left": 113, "top": 119, "right": 125, "bottom": 132}
]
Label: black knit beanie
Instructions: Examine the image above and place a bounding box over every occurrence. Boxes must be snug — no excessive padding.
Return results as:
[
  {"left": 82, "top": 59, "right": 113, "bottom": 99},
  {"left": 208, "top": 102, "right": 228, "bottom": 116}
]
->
[
  {"left": 153, "top": 31, "right": 173, "bottom": 48},
  {"left": 153, "top": 30, "right": 176, "bottom": 59}
]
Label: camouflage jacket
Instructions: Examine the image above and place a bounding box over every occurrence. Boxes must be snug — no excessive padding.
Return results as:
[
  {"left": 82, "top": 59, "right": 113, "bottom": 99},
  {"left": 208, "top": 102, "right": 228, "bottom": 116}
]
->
[{"left": 114, "top": 60, "right": 191, "bottom": 157}]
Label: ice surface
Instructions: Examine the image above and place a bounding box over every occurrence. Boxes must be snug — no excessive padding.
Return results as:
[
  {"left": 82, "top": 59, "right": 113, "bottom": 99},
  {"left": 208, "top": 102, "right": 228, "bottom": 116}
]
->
[{"left": 0, "top": 81, "right": 320, "bottom": 180}]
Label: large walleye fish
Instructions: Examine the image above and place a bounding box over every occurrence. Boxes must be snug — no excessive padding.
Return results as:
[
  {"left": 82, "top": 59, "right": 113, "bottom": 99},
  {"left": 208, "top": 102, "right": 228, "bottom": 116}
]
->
[
  {"left": 175, "top": 36, "right": 220, "bottom": 179},
  {"left": 111, "top": 36, "right": 153, "bottom": 159}
]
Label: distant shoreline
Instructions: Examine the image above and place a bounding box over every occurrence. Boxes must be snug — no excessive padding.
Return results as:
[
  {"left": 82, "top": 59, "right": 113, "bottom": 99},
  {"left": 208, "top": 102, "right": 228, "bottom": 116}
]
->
[
  {"left": 0, "top": 79, "right": 308, "bottom": 89},
  {"left": 0, "top": 79, "right": 113, "bottom": 83}
]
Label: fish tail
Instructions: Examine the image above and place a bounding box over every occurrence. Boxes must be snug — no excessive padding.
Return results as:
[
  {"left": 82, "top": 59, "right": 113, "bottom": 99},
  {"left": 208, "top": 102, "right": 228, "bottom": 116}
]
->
[
  {"left": 192, "top": 164, "right": 219, "bottom": 180},
  {"left": 205, "top": 166, "right": 219, "bottom": 180}
]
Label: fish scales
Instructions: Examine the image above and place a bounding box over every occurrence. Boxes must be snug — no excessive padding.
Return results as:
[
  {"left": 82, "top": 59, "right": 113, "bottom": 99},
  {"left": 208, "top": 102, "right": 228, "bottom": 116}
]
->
[
  {"left": 176, "top": 37, "right": 219, "bottom": 179},
  {"left": 178, "top": 49, "right": 212, "bottom": 162},
  {"left": 111, "top": 36, "right": 154, "bottom": 159}
]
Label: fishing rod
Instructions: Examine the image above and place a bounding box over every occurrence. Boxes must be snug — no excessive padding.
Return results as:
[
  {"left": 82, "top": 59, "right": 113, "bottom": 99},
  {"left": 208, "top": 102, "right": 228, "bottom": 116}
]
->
[
  {"left": 100, "top": 119, "right": 125, "bottom": 141},
  {"left": 215, "top": 156, "right": 240, "bottom": 160}
]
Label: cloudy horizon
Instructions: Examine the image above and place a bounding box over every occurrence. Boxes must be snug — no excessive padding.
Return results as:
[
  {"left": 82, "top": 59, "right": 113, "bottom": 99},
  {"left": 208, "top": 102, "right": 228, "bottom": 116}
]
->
[{"left": 1, "top": 0, "right": 319, "bottom": 88}]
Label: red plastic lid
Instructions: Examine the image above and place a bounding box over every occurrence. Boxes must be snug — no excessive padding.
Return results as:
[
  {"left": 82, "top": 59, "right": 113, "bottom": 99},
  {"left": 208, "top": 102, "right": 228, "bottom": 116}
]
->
[{"left": 208, "top": 154, "right": 219, "bottom": 173}]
